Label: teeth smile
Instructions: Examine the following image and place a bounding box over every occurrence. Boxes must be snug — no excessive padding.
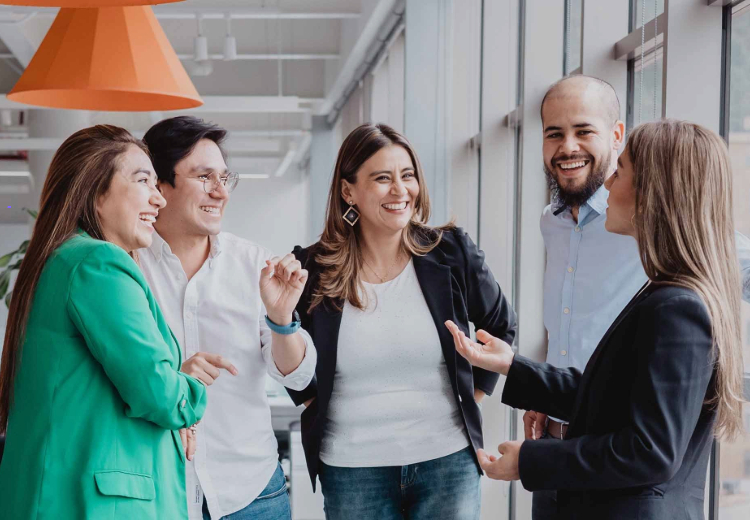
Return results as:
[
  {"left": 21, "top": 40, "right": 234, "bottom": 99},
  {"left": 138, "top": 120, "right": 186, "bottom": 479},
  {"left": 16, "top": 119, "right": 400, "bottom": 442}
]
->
[
  {"left": 139, "top": 214, "right": 156, "bottom": 223},
  {"left": 200, "top": 206, "right": 220, "bottom": 214},
  {"left": 558, "top": 161, "right": 588, "bottom": 170},
  {"left": 383, "top": 202, "right": 407, "bottom": 210}
]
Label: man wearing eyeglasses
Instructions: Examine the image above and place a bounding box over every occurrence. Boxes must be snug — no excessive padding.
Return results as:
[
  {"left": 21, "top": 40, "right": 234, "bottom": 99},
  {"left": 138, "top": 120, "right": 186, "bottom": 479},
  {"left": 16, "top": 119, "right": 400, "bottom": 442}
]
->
[{"left": 138, "top": 116, "right": 316, "bottom": 520}]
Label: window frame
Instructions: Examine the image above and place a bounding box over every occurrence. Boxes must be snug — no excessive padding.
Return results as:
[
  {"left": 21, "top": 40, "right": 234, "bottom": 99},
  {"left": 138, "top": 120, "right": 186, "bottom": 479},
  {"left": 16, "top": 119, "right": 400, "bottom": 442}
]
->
[
  {"left": 716, "top": 3, "right": 750, "bottom": 518},
  {"left": 564, "top": 0, "right": 585, "bottom": 75}
]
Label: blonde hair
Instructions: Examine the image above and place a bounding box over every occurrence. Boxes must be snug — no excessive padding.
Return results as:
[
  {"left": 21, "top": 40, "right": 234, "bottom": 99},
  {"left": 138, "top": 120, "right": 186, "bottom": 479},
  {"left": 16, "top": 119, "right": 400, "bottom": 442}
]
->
[
  {"left": 309, "top": 123, "right": 452, "bottom": 312},
  {"left": 628, "top": 119, "right": 745, "bottom": 440}
]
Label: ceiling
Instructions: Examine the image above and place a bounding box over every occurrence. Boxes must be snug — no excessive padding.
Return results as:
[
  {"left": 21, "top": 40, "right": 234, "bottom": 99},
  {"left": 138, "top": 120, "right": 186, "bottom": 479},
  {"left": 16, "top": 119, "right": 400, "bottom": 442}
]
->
[{"left": 0, "top": 0, "right": 389, "bottom": 223}]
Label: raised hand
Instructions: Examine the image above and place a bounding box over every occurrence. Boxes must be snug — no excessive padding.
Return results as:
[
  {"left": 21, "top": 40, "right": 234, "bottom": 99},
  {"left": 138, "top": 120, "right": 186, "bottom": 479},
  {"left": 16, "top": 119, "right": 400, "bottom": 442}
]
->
[
  {"left": 477, "top": 441, "right": 523, "bottom": 481},
  {"left": 444, "top": 320, "right": 515, "bottom": 375},
  {"left": 523, "top": 410, "right": 548, "bottom": 440},
  {"left": 260, "top": 254, "right": 308, "bottom": 326}
]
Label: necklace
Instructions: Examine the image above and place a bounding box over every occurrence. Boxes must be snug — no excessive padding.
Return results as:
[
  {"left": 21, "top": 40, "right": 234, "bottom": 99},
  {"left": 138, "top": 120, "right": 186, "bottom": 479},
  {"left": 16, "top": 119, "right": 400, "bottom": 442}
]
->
[{"left": 363, "top": 252, "right": 403, "bottom": 283}]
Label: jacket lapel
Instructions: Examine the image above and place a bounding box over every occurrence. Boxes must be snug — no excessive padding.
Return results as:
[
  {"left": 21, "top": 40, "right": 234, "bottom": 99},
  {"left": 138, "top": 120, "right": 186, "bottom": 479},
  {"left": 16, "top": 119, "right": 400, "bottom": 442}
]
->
[
  {"left": 567, "top": 281, "right": 653, "bottom": 429},
  {"left": 311, "top": 299, "right": 343, "bottom": 410},
  {"left": 412, "top": 249, "right": 459, "bottom": 386}
]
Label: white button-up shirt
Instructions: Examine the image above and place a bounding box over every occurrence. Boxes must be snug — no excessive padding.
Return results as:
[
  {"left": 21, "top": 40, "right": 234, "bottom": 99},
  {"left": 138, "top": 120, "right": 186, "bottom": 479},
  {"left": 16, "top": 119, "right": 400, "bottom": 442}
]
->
[
  {"left": 138, "top": 231, "right": 316, "bottom": 520},
  {"left": 541, "top": 185, "right": 646, "bottom": 373}
]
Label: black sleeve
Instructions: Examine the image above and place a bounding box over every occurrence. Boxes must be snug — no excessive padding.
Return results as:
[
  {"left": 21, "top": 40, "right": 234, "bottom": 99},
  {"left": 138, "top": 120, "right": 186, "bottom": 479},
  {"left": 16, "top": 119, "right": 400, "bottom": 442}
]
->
[
  {"left": 517, "top": 295, "right": 714, "bottom": 491},
  {"left": 501, "top": 355, "right": 582, "bottom": 421},
  {"left": 284, "top": 245, "right": 319, "bottom": 406},
  {"left": 456, "top": 229, "right": 519, "bottom": 395}
]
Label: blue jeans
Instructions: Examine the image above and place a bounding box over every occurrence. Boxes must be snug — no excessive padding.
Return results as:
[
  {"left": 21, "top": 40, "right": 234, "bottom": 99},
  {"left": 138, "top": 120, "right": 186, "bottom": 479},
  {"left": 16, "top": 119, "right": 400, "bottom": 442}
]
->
[
  {"left": 318, "top": 446, "right": 481, "bottom": 520},
  {"left": 202, "top": 463, "right": 291, "bottom": 520}
]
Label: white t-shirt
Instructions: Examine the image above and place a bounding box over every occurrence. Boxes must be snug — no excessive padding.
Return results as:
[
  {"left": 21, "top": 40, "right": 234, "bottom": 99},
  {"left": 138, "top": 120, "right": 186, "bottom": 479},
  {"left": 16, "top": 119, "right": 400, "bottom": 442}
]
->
[{"left": 319, "top": 260, "right": 469, "bottom": 467}]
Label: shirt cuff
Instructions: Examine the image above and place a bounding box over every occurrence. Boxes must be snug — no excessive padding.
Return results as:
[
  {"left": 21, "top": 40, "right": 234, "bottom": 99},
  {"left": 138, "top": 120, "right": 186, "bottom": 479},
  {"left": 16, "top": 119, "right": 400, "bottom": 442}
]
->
[{"left": 265, "top": 328, "right": 317, "bottom": 391}]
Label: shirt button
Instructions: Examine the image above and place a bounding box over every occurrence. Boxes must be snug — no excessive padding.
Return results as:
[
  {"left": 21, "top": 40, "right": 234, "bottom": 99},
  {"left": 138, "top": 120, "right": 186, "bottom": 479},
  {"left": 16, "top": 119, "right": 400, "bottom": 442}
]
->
[
  {"left": 181, "top": 399, "right": 186, "bottom": 409},
  {"left": 561, "top": 350, "right": 568, "bottom": 356},
  {"left": 563, "top": 308, "right": 570, "bottom": 314},
  {"left": 575, "top": 226, "right": 581, "bottom": 232},
  {"left": 567, "top": 267, "right": 574, "bottom": 273}
]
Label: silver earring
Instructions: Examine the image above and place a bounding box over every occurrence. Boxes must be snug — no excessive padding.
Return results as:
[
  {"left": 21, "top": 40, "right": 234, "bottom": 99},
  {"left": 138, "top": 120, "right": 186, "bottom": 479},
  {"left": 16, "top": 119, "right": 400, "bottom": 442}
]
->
[{"left": 343, "top": 200, "right": 360, "bottom": 226}]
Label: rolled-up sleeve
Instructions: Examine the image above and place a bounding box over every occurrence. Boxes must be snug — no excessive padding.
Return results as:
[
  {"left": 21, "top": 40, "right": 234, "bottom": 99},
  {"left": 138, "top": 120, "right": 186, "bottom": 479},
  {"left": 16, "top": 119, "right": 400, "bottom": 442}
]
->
[{"left": 259, "top": 309, "right": 317, "bottom": 390}]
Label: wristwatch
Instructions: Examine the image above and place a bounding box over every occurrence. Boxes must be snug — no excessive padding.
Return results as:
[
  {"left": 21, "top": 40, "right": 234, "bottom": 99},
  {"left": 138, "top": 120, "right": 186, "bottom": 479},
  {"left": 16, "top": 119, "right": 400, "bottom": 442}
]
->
[{"left": 265, "top": 310, "right": 302, "bottom": 335}]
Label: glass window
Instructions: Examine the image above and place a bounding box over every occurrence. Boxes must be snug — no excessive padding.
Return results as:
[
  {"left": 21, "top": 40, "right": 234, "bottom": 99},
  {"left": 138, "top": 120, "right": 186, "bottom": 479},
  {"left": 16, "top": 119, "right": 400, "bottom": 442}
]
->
[
  {"left": 631, "top": 0, "right": 664, "bottom": 31},
  {"left": 564, "top": 0, "right": 583, "bottom": 74},
  {"left": 720, "top": 3, "right": 750, "bottom": 518},
  {"left": 630, "top": 48, "right": 663, "bottom": 128}
]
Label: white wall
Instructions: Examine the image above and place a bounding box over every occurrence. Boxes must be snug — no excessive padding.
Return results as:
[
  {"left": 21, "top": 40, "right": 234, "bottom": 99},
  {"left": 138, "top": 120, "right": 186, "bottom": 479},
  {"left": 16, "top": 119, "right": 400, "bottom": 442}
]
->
[
  {"left": 369, "top": 31, "right": 405, "bottom": 132},
  {"left": 221, "top": 171, "right": 311, "bottom": 256}
]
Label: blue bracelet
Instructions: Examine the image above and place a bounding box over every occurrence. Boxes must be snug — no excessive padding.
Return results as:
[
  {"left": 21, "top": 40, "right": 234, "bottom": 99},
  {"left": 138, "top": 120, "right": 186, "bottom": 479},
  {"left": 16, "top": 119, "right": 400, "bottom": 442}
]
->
[{"left": 265, "top": 311, "right": 301, "bottom": 335}]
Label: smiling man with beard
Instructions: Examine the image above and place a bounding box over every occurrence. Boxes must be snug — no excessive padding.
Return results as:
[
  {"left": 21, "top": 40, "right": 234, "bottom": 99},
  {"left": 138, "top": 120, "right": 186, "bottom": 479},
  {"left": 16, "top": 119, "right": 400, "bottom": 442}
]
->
[{"left": 523, "top": 76, "right": 750, "bottom": 520}]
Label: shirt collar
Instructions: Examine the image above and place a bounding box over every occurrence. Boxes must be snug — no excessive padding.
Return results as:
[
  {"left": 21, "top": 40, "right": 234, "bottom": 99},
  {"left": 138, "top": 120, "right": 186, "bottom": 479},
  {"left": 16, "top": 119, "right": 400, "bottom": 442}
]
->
[
  {"left": 552, "top": 183, "right": 610, "bottom": 224},
  {"left": 148, "top": 231, "right": 222, "bottom": 265},
  {"left": 586, "top": 184, "right": 609, "bottom": 216}
]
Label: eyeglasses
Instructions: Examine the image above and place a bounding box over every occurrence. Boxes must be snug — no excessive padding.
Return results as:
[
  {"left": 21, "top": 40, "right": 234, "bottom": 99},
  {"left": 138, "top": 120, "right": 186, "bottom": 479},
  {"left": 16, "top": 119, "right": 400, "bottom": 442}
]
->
[{"left": 199, "top": 171, "right": 239, "bottom": 194}]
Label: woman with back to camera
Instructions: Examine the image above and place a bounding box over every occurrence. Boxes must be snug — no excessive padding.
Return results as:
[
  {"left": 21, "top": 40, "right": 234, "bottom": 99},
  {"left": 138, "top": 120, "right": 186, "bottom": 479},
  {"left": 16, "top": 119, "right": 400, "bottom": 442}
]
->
[
  {"left": 0, "top": 125, "right": 207, "bottom": 519},
  {"left": 285, "top": 123, "right": 518, "bottom": 520},
  {"left": 447, "top": 119, "right": 746, "bottom": 520}
]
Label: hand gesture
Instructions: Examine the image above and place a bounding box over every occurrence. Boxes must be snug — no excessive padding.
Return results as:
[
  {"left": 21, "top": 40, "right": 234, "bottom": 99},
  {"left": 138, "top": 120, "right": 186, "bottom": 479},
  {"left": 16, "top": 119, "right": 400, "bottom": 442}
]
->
[
  {"left": 179, "top": 425, "right": 197, "bottom": 461},
  {"left": 445, "top": 320, "right": 515, "bottom": 375},
  {"left": 523, "top": 410, "right": 547, "bottom": 440},
  {"left": 477, "top": 441, "right": 523, "bottom": 481},
  {"left": 260, "top": 254, "right": 308, "bottom": 326},
  {"left": 181, "top": 352, "right": 238, "bottom": 386}
]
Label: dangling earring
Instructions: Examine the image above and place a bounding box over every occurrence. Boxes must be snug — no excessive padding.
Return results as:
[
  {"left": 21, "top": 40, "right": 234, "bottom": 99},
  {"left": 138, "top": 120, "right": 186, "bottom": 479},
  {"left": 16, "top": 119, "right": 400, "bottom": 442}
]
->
[
  {"left": 343, "top": 200, "right": 360, "bottom": 226},
  {"left": 630, "top": 214, "right": 636, "bottom": 228}
]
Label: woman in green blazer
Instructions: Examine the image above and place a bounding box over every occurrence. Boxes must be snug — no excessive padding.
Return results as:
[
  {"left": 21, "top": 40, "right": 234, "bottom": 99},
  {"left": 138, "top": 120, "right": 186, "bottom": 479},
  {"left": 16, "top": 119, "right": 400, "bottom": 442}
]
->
[{"left": 0, "top": 125, "right": 207, "bottom": 519}]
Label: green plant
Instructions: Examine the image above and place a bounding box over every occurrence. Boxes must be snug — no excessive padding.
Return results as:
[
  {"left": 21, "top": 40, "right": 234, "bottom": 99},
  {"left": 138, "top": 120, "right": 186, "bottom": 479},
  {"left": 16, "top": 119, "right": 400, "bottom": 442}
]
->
[{"left": 0, "top": 208, "right": 37, "bottom": 308}]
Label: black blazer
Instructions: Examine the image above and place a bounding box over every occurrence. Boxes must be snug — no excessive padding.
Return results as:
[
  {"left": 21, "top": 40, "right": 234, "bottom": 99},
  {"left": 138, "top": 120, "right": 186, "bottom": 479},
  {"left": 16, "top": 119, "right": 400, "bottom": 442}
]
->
[
  {"left": 287, "top": 227, "right": 518, "bottom": 488},
  {"left": 503, "top": 283, "right": 717, "bottom": 520}
]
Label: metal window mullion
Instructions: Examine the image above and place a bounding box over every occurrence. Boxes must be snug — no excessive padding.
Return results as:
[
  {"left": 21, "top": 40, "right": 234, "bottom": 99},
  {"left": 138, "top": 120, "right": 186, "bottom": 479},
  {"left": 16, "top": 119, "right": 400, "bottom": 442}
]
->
[{"left": 709, "top": 440, "right": 720, "bottom": 520}]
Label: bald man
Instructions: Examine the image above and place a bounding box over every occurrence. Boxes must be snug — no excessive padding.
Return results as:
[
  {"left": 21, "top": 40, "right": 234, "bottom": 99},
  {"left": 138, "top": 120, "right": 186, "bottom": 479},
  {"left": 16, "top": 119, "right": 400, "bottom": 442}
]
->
[{"left": 518, "top": 75, "right": 750, "bottom": 519}]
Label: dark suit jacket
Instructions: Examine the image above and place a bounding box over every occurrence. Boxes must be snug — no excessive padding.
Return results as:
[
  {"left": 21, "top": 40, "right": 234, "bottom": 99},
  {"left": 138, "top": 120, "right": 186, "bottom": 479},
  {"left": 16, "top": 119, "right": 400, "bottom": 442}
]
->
[
  {"left": 503, "top": 283, "right": 717, "bottom": 520},
  {"left": 287, "top": 227, "right": 518, "bottom": 488}
]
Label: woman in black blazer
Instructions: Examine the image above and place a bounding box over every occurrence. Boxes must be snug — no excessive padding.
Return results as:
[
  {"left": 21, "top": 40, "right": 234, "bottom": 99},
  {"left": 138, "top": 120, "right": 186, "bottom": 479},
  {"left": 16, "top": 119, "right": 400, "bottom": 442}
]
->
[
  {"left": 447, "top": 119, "right": 746, "bottom": 520},
  {"left": 286, "top": 123, "right": 517, "bottom": 520}
]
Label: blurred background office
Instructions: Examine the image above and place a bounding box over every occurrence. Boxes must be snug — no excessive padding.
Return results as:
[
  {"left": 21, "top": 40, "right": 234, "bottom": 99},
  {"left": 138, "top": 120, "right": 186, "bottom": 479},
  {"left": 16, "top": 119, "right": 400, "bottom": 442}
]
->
[{"left": 0, "top": 1, "right": 748, "bottom": 519}]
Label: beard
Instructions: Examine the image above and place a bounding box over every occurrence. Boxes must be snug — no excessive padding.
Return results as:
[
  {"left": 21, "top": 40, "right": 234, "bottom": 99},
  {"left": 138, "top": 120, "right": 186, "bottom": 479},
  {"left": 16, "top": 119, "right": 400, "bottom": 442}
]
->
[{"left": 544, "top": 150, "right": 611, "bottom": 210}]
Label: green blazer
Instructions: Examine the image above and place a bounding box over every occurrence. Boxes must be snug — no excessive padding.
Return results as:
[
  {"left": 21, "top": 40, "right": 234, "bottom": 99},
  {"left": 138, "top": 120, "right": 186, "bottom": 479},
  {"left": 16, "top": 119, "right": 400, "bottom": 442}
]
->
[{"left": 0, "top": 233, "right": 206, "bottom": 519}]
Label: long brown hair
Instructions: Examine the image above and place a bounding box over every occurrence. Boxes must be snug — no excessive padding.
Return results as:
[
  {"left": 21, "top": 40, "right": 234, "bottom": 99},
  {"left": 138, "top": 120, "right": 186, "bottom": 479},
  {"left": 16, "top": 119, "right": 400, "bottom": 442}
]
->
[
  {"left": 628, "top": 119, "right": 744, "bottom": 440},
  {"left": 310, "top": 123, "right": 451, "bottom": 312},
  {"left": 0, "top": 125, "right": 147, "bottom": 433}
]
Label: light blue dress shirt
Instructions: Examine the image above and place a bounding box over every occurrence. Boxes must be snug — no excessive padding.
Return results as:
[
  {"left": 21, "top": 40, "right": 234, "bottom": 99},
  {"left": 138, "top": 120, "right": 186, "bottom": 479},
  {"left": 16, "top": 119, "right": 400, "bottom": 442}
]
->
[{"left": 542, "top": 184, "right": 750, "bottom": 375}]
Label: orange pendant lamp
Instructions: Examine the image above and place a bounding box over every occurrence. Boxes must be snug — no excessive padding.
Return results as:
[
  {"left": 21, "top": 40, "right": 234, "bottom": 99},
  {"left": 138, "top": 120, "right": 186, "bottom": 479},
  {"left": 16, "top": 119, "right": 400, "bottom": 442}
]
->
[
  {"left": 7, "top": 6, "right": 203, "bottom": 111},
  {"left": 0, "top": 1, "right": 183, "bottom": 5}
]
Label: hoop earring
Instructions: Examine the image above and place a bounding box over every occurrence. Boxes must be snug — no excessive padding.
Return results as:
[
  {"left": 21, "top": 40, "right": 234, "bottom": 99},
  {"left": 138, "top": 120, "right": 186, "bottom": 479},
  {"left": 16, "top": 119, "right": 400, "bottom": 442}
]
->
[
  {"left": 630, "top": 214, "right": 636, "bottom": 228},
  {"left": 343, "top": 200, "right": 360, "bottom": 226}
]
